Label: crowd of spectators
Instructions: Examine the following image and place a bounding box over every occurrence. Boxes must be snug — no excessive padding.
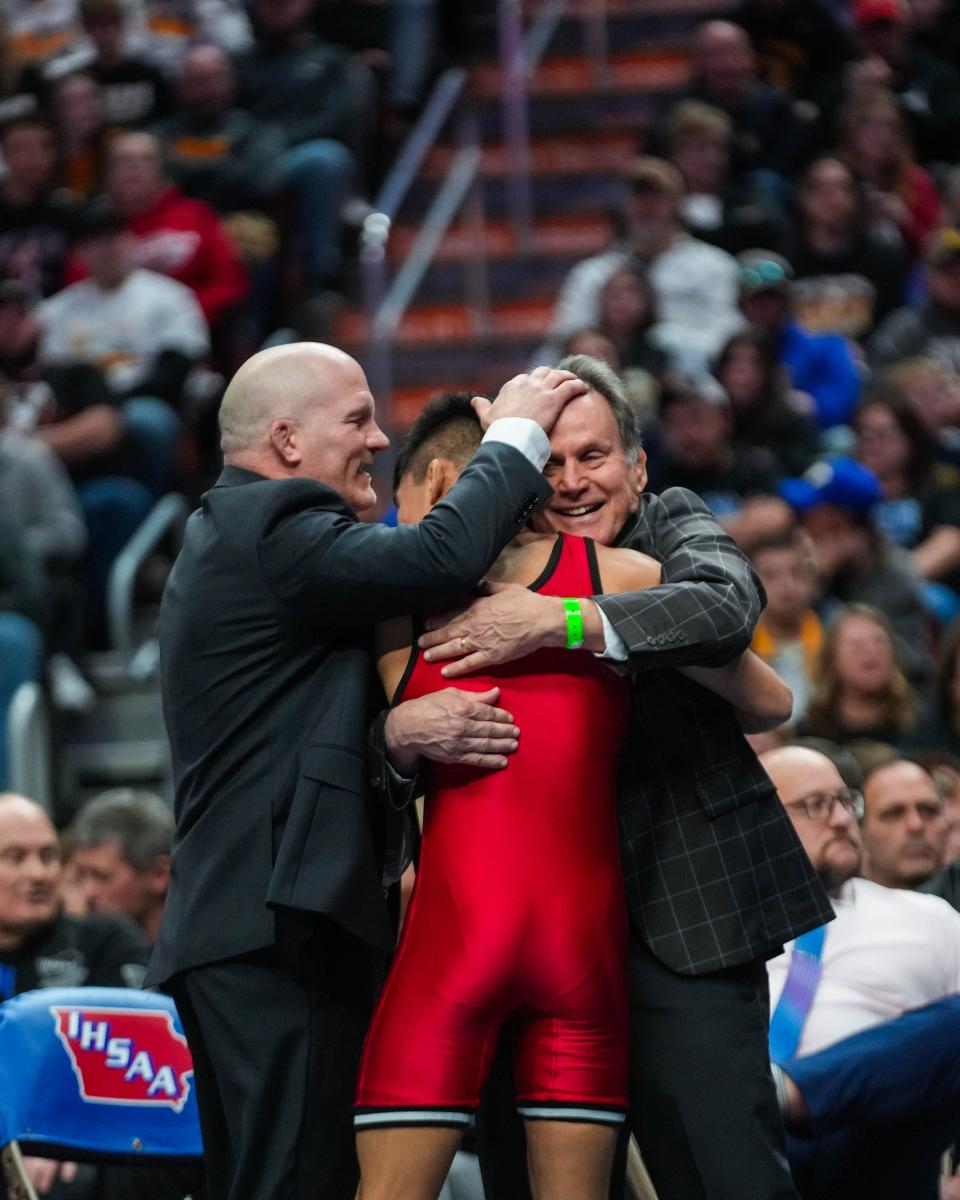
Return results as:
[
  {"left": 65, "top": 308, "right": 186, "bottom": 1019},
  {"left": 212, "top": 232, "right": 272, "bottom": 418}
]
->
[
  {"left": 541, "top": 0, "right": 960, "bottom": 784},
  {"left": 538, "top": 6, "right": 960, "bottom": 1192},
  {"left": 0, "top": 0, "right": 449, "bottom": 791},
  {"left": 4, "top": 3, "right": 960, "bottom": 1194}
]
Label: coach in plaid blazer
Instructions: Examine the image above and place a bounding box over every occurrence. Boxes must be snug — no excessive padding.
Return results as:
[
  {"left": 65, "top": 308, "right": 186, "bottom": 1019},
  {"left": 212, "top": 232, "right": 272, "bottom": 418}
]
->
[
  {"left": 603, "top": 494, "right": 833, "bottom": 978},
  {"left": 417, "top": 412, "right": 832, "bottom": 1197},
  {"left": 600, "top": 493, "right": 833, "bottom": 1199}
]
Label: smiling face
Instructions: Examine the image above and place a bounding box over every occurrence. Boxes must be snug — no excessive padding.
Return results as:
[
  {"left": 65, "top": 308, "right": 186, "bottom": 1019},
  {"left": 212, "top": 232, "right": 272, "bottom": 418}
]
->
[
  {"left": 295, "top": 362, "right": 389, "bottom": 513},
  {"left": 532, "top": 390, "right": 644, "bottom": 547},
  {"left": 0, "top": 796, "right": 61, "bottom": 948}
]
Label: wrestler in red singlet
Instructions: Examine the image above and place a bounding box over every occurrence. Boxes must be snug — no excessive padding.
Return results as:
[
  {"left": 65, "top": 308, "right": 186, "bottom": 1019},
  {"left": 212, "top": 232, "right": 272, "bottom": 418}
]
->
[{"left": 354, "top": 533, "right": 630, "bottom": 1131}]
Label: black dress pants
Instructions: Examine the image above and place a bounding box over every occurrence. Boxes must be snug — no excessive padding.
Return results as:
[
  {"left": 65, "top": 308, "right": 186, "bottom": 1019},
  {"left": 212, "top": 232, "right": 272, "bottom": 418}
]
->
[
  {"left": 170, "top": 921, "right": 381, "bottom": 1200},
  {"left": 477, "top": 938, "right": 798, "bottom": 1200},
  {"left": 625, "top": 939, "right": 798, "bottom": 1200}
]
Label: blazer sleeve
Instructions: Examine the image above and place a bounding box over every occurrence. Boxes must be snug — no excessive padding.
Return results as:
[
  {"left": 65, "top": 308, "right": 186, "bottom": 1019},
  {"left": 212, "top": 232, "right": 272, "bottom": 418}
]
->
[
  {"left": 595, "top": 487, "right": 765, "bottom": 669},
  {"left": 258, "top": 441, "right": 550, "bottom": 626}
]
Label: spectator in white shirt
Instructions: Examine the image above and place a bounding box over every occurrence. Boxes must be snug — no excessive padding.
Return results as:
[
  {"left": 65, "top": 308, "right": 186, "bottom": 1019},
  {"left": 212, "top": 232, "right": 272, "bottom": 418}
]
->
[
  {"left": 540, "top": 156, "right": 743, "bottom": 373},
  {"left": 759, "top": 743, "right": 960, "bottom": 1200},
  {"left": 39, "top": 197, "right": 209, "bottom": 414}
]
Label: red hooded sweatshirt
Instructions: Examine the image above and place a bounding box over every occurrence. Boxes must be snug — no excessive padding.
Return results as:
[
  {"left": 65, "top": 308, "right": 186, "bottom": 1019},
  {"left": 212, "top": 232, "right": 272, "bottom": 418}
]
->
[{"left": 70, "top": 185, "right": 248, "bottom": 328}]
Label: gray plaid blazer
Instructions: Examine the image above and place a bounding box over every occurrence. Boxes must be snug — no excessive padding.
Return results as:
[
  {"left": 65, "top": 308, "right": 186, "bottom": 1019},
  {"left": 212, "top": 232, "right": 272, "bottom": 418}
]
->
[{"left": 597, "top": 489, "right": 833, "bottom": 976}]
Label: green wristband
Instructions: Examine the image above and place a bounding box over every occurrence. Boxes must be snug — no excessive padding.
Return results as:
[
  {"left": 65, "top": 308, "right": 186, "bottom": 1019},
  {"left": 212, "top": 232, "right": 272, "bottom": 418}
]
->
[{"left": 563, "top": 598, "right": 584, "bottom": 649}]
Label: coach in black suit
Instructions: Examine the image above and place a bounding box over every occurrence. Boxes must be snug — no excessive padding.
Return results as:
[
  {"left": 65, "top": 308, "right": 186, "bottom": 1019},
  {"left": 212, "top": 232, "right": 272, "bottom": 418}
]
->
[
  {"left": 145, "top": 343, "right": 588, "bottom": 1200},
  {"left": 416, "top": 356, "right": 833, "bottom": 1200}
]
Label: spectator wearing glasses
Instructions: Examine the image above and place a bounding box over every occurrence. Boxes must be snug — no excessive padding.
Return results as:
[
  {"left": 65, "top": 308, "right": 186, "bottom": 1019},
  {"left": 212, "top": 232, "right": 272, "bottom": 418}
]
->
[
  {"left": 736, "top": 250, "right": 861, "bottom": 430},
  {"left": 760, "top": 743, "right": 960, "bottom": 1200}
]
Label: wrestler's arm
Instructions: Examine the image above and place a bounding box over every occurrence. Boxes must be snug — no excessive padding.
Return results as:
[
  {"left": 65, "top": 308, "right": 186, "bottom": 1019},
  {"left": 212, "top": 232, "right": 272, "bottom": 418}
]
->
[
  {"left": 679, "top": 655, "right": 793, "bottom": 733},
  {"left": 419, "top": 489, "right": 764, "bottom": 677},
  {"left": 596, "top": 546, "right": 791, "bottom": 731}
]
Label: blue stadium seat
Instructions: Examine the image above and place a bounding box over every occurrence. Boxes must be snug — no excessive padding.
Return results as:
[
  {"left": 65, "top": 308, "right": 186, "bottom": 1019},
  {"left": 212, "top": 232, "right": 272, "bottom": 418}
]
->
[{"left": 0, "top": 987, "right": 201, "bottom": 1195}]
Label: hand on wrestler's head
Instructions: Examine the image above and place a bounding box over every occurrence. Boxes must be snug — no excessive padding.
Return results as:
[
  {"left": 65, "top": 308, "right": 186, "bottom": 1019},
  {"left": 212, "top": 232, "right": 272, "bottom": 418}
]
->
[{"left": 472, "top": 366, "right": 588, "bottom": 432}]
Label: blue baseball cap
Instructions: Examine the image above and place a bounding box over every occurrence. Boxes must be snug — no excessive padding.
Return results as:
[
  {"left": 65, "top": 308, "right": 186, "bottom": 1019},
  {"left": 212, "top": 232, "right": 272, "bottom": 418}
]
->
[{"left": 779, "top": 458, "right": 883, "bottom": 514}]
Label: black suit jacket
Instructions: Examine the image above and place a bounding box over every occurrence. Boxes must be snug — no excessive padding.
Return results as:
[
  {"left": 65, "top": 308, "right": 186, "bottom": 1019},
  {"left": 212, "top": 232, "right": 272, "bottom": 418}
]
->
[
  {"left": 598, "top": 489, "right": 833, "bottom": 975},
  {"left": 146, "top": 445, "right": 548, "bottom": 986}
]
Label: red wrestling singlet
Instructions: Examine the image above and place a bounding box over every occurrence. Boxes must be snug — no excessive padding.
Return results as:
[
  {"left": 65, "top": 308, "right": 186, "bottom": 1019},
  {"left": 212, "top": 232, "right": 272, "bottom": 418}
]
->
[{"left": 355, "top": 534, "right": 630, "bottom": 1129}]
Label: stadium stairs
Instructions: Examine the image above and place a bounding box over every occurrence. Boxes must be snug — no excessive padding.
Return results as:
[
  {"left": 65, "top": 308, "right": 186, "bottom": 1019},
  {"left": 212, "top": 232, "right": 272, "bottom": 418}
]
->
[{"left": 334, "top": 0, "right": 732, "bottom": 428}]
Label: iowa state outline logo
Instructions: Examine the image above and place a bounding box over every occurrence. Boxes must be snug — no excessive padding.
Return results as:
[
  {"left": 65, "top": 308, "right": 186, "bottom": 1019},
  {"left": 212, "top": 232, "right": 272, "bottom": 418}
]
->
[{"left": 52, "top": 1006, "right": 194, "bottom": 1112}]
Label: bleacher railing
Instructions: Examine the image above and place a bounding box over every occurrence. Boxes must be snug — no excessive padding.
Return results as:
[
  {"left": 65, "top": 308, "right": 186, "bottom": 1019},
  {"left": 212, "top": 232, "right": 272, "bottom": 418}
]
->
[
  {"left": 498, "top": 0, "right": 611, "bottom": 251},
  {"left": 360, "top": 67, "right": 489, "bottom": 429},
  {"left": 359, "top": 1, "right": 611, "bottom": 427}
]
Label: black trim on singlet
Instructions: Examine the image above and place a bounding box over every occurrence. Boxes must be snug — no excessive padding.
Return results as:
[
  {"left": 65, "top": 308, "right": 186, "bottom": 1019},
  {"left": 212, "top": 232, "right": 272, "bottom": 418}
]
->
[
  {"left": 392, "top": 535, "right": 568, "bottom": 705},
  {"left": 584, "top": 537, "right": 603, "bottom": 595},
  {"left": 354, "top": 1104, "right": 475, "bottom": 1130},
  {"left": 526, "top": 533, "right": 564, "bottom": 594},
  {"left": 391, "top": 613, "right": 424, "bottom": 706}
]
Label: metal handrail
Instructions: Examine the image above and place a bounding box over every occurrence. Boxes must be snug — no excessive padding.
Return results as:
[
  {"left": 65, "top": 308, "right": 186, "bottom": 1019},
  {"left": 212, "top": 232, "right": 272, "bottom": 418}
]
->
[
  {"left": 375, "top": 67, "right": 469, "bottom": 221},
  {"left": 106, "top": 492, "right": 187, "bottom": 657},
  {"left": 7, "top": 683, "right": 53, "bottom": 816},
  {"left": 360, "top": 68, "right": 490, "bottom": 426},
  {"left": 374, "top": 145, "right": 483, "bottom": 341},
  {"left": 523, "top": 0, "right": 570, "bottom": 76},
  {"left": 498, "top": 0, "right": 611, "bottom": 247}
]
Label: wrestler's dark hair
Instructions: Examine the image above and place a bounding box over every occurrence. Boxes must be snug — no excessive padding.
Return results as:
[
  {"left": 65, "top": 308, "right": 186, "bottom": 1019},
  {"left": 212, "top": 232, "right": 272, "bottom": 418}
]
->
[
  {"left": 393, "top": 391, "right": 484, "bottom": 494},
  {"left": 556, "top": 354, "right": 642, "bottom": 462}
]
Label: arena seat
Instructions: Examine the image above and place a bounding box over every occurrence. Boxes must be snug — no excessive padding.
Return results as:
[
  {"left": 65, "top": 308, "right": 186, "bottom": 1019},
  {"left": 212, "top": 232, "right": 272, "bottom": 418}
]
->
[{"left": 0, "top": 987, "right": 201, "bottom": 1198}]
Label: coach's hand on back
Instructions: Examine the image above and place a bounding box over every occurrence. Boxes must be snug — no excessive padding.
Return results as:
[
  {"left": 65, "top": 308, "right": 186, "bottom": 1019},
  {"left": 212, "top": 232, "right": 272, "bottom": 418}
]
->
[
  {"left": 384, "top": 686, "right": 520, "bottom": 774},
  {"left": 473, "top": 367, "right": 587, "bottom": 433}
]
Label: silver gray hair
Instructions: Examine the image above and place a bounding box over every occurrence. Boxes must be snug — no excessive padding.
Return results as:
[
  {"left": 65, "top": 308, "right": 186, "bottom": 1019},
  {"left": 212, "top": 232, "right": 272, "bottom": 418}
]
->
[
  {"left": 69, "top": 788, "right": 174, "bottom": 872},
  {"left": 556, "top": 354, "right": 643, "bottom": 463}
]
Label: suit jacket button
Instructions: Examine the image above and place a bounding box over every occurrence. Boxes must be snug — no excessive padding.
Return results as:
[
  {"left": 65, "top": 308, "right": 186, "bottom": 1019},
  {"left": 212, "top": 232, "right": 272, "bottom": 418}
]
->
[
  {"left": 677, "top": 630, "right": 686, "bottom": 639},
  {"left": 646, "top": 636, "right": 656, "bottom": 646}
]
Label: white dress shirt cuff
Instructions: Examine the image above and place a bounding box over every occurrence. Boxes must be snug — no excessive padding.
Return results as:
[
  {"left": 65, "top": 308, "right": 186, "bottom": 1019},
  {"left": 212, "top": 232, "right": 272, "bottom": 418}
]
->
[
  {"left": 482, "top": 418, "right": 551, "bottom": 471},
  {"left": 596, "top": 606, "right": 629, "bottom": 662}
]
